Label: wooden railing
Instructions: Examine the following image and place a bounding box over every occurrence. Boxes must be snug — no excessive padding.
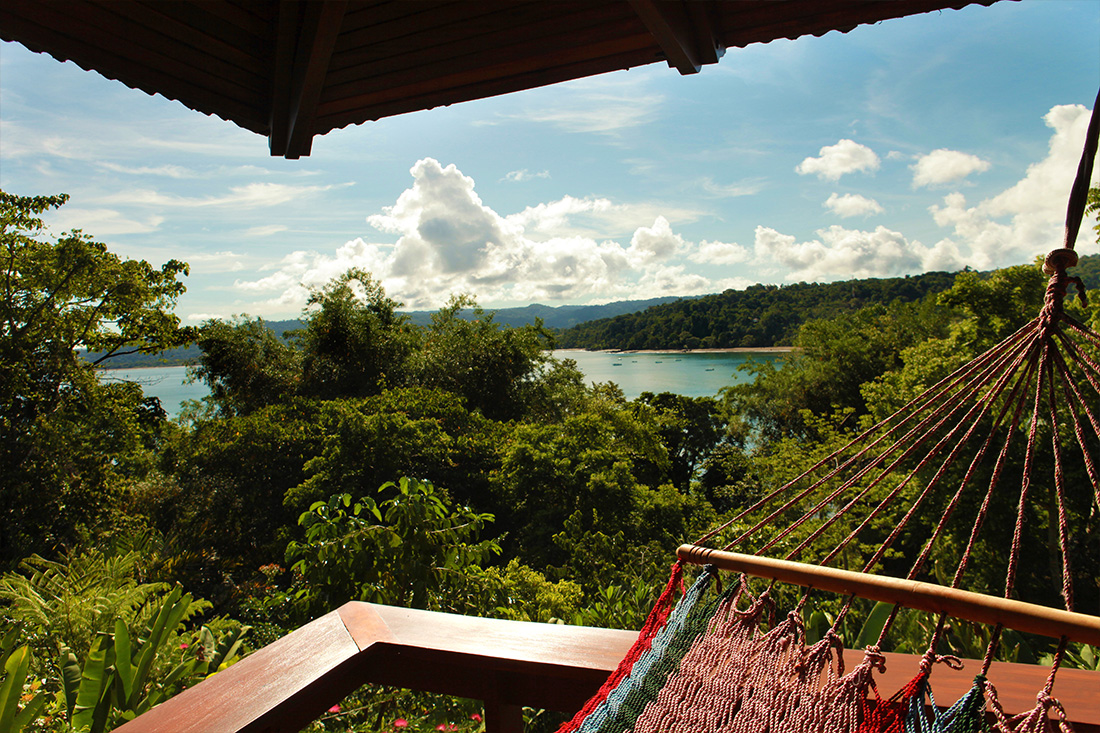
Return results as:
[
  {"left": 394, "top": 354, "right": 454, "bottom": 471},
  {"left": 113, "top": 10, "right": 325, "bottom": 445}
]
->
[{"left": 115, "top": 602, "right": 1100, "bottom": 733}]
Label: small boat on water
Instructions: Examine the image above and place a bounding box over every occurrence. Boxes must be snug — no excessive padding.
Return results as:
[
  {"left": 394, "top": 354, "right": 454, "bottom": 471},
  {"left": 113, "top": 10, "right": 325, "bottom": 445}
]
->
[
  {"left": 612, "top": 362, "right": 622, "bottom": 366},
  {"left": 705, "top": 368, "right": 715, "bottom": 371},
  {"left": 655, "top": 360, "right": 662, "bottom": 363}
]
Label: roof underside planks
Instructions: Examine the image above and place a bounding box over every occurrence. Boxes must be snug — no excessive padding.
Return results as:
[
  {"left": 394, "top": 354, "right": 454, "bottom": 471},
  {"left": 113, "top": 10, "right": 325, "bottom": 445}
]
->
[{"left": 0, "top": 0, "right": 1005, "bottom": 159}]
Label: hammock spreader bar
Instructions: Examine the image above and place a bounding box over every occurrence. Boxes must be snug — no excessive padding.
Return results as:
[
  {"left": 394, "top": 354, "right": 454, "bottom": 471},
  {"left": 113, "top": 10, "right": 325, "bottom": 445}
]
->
[{"left": 676, "top": 545, "right": 1100, "bottom": 647}]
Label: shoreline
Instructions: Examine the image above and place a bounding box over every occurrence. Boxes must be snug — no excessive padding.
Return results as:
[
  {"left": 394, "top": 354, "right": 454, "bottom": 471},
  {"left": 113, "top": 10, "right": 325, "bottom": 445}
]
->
[{"left": 554, "top": 347, "right": 797, "bottom": 354}]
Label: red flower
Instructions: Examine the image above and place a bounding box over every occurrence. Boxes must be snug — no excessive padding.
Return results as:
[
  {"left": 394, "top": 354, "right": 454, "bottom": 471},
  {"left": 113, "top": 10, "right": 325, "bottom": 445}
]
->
[
  {"left": 328, "top": 704, "right": 341, "bottom": 713},
  {"left": 394, "top": 720, "right": 408, "bottom": 729},
  {"left": 471, "top": 713, "right": 482, "bottom": 722}
]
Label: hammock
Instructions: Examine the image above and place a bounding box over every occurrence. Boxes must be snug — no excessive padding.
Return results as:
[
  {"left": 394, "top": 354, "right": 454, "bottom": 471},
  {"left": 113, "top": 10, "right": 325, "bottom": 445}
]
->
[{"left": 559, "top": 89, "right": 1100, "bottom": 733}]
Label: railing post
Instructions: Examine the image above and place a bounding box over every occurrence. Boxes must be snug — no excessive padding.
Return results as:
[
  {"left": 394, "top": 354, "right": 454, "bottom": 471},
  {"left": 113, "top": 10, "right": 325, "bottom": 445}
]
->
[{"left": 483, "top": 695, "right": 524, "bottom": 733}]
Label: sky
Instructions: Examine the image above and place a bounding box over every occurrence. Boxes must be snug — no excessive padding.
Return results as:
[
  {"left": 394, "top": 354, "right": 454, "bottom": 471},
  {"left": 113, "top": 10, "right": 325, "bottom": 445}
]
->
[{"left": 1, "top": 0, "right": 1099, "bottom": 323}]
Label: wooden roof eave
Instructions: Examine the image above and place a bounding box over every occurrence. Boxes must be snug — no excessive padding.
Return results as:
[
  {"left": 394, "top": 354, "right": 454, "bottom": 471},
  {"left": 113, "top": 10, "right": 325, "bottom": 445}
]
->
[{"left": 0, "top": 0, "right": 1008, "bottom": 159}]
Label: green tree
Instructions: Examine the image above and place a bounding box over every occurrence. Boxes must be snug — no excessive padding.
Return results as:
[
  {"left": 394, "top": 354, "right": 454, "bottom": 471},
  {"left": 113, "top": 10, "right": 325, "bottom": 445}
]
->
[
  {"left": 189, "top": 316, "right": 300, "bottom": 416},
  {"left": 286, "top": 477, "right": 499, "bottom": 615},
  {"left": 0, "top": 191, "right": 192, "bottom": 564},
  {"left": 724, "top": 299, "right": 949, "bottom": 442},
  {"left": 413, "top": 295, "right": 558, "bottom": 421},
  {"left": 298, "top": 270, "right": 415, "bottom": 399},
  {"left": 634, "top": 392, "right": 723, "bottom": 491}
]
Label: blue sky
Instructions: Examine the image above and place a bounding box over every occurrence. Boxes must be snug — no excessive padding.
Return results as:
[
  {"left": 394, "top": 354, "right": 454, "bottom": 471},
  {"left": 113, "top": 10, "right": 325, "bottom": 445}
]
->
[{"left": 1, "top": 0, "right": 1098, "bottom": 322}]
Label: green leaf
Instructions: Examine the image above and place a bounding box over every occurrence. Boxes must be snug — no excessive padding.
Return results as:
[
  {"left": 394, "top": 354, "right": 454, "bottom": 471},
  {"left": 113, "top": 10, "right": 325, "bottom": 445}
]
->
[
  {"left": 113, "top": 620, "right": 134, "bottom": 705},
  {"left": 71, "top": 636, "right": 112, "bottom": 733},
  {"left": 11, "top": 690, "right": 47, "bottom": 733},
  {"left": 0, "top": 646, "right": 33, "bottom": 733},
  {"left": 131, "top": 586, "right": 185, "bottom": 701},
  {"left": 855, "top": 602, "right": 894, "bottom": 650},
  {"left": 59, "top": 649, "right": 82, "bottom": 719}
]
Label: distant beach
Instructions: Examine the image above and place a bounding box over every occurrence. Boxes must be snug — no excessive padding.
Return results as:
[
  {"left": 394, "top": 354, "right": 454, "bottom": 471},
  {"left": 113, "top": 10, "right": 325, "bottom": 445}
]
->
[{"left": 556, "top": 346, "right": 798, "bottom": 354}]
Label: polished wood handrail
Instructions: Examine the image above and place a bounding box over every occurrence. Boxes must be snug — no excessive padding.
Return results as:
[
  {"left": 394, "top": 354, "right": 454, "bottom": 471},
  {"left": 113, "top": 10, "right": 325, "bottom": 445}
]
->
[
  {"left": 115, "top": 602, "right": 1100, "bottom": 733},
  {"left": 678, "top": 544, "right": 1100, "bottom": 646}
]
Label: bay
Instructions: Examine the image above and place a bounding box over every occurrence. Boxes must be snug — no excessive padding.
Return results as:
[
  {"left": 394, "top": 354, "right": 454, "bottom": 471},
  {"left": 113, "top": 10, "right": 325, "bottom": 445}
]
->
[
  {"left": 100, "top": 349, "right": 787, "bottom": 418},
  {"left": 554, "top": 349, "right": 787, "bottom": 400}
]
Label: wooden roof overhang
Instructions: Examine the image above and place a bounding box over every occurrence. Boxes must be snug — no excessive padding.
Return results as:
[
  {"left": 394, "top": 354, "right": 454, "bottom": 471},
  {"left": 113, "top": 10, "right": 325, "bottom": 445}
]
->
[{"left": 1, "top": 0, "right": 1003, "bottom": 159}]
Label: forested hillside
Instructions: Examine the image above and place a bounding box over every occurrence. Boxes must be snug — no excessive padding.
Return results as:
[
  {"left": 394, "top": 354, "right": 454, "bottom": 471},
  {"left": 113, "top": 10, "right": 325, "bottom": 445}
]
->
[{"left": 557, "top": 271, "right": 959, "bottom": 350}]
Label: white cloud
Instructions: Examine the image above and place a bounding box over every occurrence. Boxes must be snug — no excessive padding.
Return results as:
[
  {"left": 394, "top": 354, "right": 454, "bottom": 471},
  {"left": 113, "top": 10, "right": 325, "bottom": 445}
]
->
[
  {"left": 98, "top": 162, "right": 198, "bottom": 178},
  {"left": 696, "top": 176, "right": 765, "bottom": 198},
  {"left": 44, "top": 207, "right": 163, "bottom": 235},
  {"left": 506, "top": 196, "right": 614, "bottom": 234},
  {"left": 232, "top": 158, "right": 728, "bottom": 312},
  {"left": 628, "top": 216, "right": 686, "bottom": 264},
  {"left": 753, "top": 224, "right": 931, "bottom": 281},
  {"left": 927, "top": 104, "right": 1096, "bottom": 270},
  {"left": 796, "top": 139, "right": 880, "bottom": 180},
  {"left": 503, "top": 169, "right": 550, "bottom": 182},
  {"left": 912, "top": 149, "right": 991, "bottom": 187},
  {"left": 186, "top": 251, "right": 246, "bottom": 273},
  {"left": 824, "top": 193, "right": 884, "bottom": 218},
  {"left": 487, "top": 74, "right": 666, "bottom": 135},
  {"left": 244, "top": 224, "right": 289, "bottom": 237},
  {"left": 98, "top": 182, "right": 350, "bottom": 209},
  {"left": 689, "top": 240, "right": 749, "bottom": 265}
]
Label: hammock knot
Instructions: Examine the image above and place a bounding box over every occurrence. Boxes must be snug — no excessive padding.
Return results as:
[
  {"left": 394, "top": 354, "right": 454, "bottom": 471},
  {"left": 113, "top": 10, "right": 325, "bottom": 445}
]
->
[
  {"left": 1041, "top": 248, "right": 1087, "bottom": 324},
  {"left": 862, "top": 645, "right": 887, "bottom": 673},
  {"left": 917, "top": 649, "right": 964, "bottom": 678}
]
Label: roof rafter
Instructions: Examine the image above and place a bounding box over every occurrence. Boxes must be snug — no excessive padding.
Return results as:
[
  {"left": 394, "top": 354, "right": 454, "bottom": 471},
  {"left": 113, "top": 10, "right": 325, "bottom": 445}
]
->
[
  {"left": 270, "top": 0, "right": 347, "bottom": 159},
  {"left": 628, "top": 0, "right": 721, "bottom": 74}
]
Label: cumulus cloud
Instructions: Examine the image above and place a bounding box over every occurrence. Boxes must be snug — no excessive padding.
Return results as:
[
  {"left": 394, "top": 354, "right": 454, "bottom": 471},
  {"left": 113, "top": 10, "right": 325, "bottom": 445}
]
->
[
  {"left": 232, "top": 158, "right": 729, "bottom": 312},
  {"left": 752, "top": 224, "right": 945, "bottom": 281},
  {"left": 628, "top": 216, "right": 686, "bottom": 264},
  {"left": 796, "top": 139, "right": 880, "bottom": 180},
  {"left": 927, "top": 104, "right": 1096, "bottom": 269},
  {"left": 824, "top": 193, "right": 884, "bottom": 218},
  {"left": 689, "top": 240, "right": 750, "bottom": 265},
  {"left": 503, "top": 169, "right": 550, "bottom": 182},
  {"left": 912, "top": 149, "right": 991, "bottom": 188}
]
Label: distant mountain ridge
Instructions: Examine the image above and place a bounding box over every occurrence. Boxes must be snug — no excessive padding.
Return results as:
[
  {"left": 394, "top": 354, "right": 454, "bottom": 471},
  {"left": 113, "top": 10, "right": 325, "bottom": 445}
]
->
[
  {"left": 91, "top": 256, "right": 1100, "bottom": 368},
  {"left": 91, "top": 297, "right": 683, "bottom": 368}
]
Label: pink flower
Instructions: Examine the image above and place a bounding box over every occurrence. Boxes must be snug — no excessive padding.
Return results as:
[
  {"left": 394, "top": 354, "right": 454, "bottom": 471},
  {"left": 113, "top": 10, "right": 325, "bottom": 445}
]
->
[
  {"left": 436, "top": 726, "right": 447, "bottom": 732},
  {"left": 471, "top": 713, "right": 482, "bottom": 722},
  {"left": 328, "top": 704, "right": 341, "bottom": 713},
  {"left": 394, "top": 720, "right": 408, "bottom": 729},
  {"left": 179, "top": 643, "right": 189, "bottom": 649}
]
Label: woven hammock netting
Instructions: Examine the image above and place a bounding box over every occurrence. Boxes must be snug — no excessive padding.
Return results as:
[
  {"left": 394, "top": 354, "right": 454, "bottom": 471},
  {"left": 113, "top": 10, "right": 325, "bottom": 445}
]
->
[{"left": 558, "top": 91, "right": 1100, "bottom": 733}]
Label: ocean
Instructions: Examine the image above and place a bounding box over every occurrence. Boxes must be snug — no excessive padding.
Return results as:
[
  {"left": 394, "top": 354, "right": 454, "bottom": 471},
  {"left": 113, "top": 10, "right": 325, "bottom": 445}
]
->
[{"left": 100, "top": 350, "right": 787, "bottom": 418}]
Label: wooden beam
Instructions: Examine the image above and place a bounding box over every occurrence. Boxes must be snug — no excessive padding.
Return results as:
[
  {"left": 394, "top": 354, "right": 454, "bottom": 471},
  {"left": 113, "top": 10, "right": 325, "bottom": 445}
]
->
[
  {"left": 628, "top": 0, "right": 704, "bottom": 74},
  {"left": 268, "top": 0, "right": 299, "bottom": 156},
  {"left": 677, "top": 545, "right": 1100, "bottom": 647},
  {"left": 685, "top": 1, "right": 724, "bottom": 65},
  {"left": 272, "top": 0, "right": 347, "bottom": 159}
]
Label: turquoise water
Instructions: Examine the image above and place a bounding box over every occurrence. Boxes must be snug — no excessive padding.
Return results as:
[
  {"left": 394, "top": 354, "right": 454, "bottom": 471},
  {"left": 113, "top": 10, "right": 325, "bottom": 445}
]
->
[
  {"left": 100, "top": 350, "right": 786, "bottom": 417},
  {"left": 555, "top": 350, "right": 785, "bottom": 400},
  {"left": 98, "top": 365, "right": 202, "bottom": 418}
]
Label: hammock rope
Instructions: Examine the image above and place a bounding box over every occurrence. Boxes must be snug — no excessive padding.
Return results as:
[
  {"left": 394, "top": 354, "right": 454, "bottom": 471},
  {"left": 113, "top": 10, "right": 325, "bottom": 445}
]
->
[{"left": 560, "top": 87, "right": 1100, "bottom": 733}]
